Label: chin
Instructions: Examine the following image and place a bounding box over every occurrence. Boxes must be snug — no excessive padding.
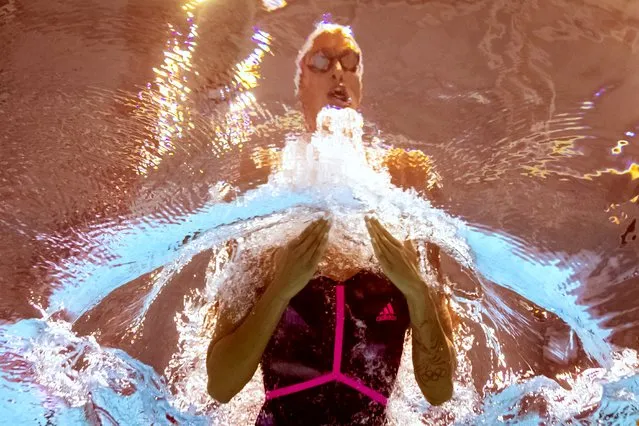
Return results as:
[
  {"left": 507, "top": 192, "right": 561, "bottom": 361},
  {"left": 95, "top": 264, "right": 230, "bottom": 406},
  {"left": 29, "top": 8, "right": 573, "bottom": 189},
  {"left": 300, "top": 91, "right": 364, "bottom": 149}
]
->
[{"left": 325, "top": 103, "right": 354, "bottom": 110}]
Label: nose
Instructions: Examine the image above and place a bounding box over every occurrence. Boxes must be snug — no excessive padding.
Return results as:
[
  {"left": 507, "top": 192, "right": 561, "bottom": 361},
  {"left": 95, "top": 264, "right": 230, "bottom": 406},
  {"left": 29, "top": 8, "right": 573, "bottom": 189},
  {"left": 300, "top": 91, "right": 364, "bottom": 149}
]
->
[{"left": 331, "top": 60, "right": 344, "bottom": 81}]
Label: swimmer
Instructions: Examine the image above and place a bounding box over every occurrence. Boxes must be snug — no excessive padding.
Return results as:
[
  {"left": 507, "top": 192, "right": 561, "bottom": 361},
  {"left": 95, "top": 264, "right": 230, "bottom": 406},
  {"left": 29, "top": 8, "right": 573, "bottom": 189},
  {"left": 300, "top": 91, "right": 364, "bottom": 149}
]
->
[{"left": 206, "top": 23, "right": 456, "bottom": 425}]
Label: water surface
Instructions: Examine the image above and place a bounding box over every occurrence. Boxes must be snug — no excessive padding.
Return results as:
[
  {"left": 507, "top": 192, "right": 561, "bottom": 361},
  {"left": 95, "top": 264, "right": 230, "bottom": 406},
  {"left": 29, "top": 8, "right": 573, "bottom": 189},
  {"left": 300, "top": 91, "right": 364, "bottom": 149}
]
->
[{"left": 1, "top": 0, "right": 638, "bottom": 424}]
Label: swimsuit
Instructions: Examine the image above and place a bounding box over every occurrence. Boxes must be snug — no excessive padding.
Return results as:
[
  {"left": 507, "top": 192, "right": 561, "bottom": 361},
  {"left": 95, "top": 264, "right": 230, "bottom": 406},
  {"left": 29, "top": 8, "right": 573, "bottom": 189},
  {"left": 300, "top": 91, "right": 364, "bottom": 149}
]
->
[{"left": 256, "top": 271, "right": 409, "bottom": 426}]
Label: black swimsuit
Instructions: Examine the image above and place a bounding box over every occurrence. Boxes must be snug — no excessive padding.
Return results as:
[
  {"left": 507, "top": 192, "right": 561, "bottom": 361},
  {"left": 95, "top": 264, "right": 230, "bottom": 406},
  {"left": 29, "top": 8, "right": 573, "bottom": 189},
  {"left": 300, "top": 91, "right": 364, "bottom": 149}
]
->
[{"left": 256, "top": 271, "right": 410, "bottom": 426}]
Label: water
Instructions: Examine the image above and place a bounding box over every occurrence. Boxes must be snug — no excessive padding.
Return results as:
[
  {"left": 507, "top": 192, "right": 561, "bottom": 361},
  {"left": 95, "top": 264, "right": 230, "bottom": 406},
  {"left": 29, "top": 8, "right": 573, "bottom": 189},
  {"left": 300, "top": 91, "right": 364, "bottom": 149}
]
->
[{"left": 1, "top": 0, "right": 638, "bottom": 424}]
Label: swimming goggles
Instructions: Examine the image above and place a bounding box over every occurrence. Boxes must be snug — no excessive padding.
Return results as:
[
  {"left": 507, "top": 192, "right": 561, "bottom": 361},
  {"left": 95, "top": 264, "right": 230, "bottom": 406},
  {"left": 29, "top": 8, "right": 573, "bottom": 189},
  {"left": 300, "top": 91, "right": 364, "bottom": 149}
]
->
[{"left": 307, "top": 49, "right": 360, "bottom": 73}]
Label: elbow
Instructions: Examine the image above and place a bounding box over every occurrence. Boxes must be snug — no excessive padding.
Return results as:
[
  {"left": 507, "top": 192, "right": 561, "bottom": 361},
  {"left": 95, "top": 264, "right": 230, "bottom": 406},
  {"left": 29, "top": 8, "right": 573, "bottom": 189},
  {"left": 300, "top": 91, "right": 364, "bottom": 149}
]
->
[
  {"left": 207, "top": 375, "right": 237, "bottom": 404},
  {"left": 424, "top": 379, "right": 454, "bottom": 406},
  {"left": 206, "top": 345, "right": 236, "bottom": 403}
]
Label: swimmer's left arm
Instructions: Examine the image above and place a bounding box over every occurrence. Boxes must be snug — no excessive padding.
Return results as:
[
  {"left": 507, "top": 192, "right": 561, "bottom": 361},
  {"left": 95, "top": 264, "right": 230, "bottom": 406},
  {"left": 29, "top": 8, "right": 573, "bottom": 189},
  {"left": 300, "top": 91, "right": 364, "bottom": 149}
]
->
[
  {"left": 365, "top": 217, "right": 456, "bottom": 406},
  {"left": 404, "top": 284, "right": 456, "bottom": 406}
]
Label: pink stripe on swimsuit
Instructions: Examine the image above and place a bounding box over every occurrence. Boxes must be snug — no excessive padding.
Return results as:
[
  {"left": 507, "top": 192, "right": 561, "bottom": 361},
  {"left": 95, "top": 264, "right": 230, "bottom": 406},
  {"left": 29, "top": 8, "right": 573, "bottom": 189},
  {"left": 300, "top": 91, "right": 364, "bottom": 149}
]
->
[{"left": 265, "top": 285, "right": 388, "bottom": 406}]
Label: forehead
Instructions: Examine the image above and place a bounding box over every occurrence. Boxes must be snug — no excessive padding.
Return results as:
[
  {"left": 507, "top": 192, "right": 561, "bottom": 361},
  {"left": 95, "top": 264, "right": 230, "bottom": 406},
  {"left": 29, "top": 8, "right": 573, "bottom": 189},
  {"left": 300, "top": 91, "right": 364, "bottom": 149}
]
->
[{"left": 307, "top": 30, "right": 359, "bottom": 56}]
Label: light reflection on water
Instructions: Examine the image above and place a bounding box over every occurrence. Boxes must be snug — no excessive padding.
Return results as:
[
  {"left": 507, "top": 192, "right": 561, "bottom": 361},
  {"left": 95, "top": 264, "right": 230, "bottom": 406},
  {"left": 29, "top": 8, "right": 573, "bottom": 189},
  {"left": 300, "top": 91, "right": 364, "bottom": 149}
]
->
[
  {"left": 136, "top": 0, "right": 272, "bottom": 175},
  {"left": 1, "top": 0, "right": 639, "bottom": 424}
]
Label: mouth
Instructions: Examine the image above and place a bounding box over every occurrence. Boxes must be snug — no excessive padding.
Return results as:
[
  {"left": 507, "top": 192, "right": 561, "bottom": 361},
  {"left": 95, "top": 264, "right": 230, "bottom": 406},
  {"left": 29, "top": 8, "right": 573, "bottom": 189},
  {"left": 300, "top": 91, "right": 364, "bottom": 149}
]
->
[{"left": 327, "top": 85, "right": 352, "bottom": 108}]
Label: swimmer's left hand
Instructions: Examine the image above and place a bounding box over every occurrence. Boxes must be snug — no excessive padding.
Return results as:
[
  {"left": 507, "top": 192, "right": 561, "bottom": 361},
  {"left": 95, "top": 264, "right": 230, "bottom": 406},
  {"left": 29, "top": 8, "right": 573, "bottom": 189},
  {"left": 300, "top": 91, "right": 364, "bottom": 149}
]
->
[{"left": 365, "top": 217, "right": 424, "bottom": 297}]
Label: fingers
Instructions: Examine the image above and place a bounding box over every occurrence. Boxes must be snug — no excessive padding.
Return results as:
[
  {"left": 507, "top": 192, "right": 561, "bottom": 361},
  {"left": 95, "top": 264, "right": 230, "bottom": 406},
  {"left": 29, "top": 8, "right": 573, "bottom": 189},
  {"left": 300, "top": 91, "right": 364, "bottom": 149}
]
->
[
  {"left": 366, "top": 217, "right": 388, "bottom": 266},
  {"left": 366, "top": 219, "right": 402, "bottom": 260},
  {"left": 365, "top": 217, "right": 421, "bottom": 275},
  {"left": 298, "top": 218, "right": 331, "bottom": 259},
  {"left": 303, "top": 219, "right": 331, "bottom": 268},
  {"left": 367, "top": 217, "right": 403, "bottom": 249},
  {"left": 365, "top": 217, "right": 400, "bottom": 259},
  {"left": 370, "top": 234, "right": 390, "bottom": 267},
  {"left": 291, "top": 218, "right": 324, "bottom": 248},
  {"left": 365, "top": 218, "right": 389, "bottom": 265},
  {"left": 404, "top": 240, "right": 419, "bottom": 263},
  {"left": 308, "top": 231, "right": 330, "bottom": 266}
]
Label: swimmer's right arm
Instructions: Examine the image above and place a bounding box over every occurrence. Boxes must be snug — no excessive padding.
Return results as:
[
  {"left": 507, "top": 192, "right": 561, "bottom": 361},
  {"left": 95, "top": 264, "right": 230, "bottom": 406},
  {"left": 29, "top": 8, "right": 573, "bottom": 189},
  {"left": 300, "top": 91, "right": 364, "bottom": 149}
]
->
[{"left": 206, "top": 218, "right": 331, "bottom": 403}]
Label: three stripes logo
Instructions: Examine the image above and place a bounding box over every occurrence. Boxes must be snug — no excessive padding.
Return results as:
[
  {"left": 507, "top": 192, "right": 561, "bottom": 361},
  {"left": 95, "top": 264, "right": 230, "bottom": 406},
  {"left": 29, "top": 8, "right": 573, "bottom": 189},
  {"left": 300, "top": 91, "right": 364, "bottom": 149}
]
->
[{"left": 376, "top": 302, "right": 397, "bottom": 322}]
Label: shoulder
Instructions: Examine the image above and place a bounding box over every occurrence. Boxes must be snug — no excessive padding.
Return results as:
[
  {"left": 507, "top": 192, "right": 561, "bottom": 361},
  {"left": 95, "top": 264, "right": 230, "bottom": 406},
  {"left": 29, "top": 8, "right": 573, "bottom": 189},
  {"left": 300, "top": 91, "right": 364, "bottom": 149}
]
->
[{"left": 381, "top": 147, "right": 442, "bottom": 195}]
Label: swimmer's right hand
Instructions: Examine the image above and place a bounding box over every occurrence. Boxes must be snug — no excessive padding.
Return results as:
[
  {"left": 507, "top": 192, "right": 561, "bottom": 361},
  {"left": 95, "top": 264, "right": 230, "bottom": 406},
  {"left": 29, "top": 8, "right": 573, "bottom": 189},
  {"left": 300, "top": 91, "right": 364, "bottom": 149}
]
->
[{"left": 271, "top": 218, "right": 331, "bottom": 301}]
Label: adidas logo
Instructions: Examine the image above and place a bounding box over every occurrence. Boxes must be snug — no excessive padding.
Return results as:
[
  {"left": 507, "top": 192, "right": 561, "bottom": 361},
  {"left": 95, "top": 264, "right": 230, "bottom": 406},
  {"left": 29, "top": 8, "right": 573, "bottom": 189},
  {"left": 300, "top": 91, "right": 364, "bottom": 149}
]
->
[{"left": 376, "top": 303, "right": 397, "bottom": 322}]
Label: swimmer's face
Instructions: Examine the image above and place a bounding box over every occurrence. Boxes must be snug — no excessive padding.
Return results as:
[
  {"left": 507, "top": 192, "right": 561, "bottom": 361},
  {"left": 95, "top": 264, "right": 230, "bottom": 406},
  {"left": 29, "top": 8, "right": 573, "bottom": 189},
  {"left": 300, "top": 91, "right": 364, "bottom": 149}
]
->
[{"left": 298, "top": 31, "right": 362, "bottom": 131}]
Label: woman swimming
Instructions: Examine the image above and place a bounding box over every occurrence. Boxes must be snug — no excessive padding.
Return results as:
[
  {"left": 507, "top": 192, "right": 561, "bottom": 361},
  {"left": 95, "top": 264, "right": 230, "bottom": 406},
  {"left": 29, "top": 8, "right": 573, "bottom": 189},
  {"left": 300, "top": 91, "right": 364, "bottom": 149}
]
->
[{"left": 206, "top": 23, "right": 456, "bottom": 425}]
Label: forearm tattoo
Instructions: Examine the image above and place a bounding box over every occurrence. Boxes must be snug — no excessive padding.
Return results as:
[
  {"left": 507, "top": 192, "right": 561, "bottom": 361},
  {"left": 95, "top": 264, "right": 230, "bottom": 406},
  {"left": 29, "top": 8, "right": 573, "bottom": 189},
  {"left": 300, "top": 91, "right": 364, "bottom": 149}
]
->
[{"left": 412, "top": 326, "right": 452, "bottom": 383}]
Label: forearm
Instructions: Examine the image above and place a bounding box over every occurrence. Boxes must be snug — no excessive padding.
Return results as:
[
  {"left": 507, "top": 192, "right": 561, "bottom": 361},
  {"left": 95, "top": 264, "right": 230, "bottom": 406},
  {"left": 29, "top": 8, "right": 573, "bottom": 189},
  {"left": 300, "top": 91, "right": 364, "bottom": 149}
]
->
[
  {"left": 404, "top": 282, "right": 456, "bottom": 405},
  {"left": 206, "top": 281, "right": 289, "bottom": 403}
]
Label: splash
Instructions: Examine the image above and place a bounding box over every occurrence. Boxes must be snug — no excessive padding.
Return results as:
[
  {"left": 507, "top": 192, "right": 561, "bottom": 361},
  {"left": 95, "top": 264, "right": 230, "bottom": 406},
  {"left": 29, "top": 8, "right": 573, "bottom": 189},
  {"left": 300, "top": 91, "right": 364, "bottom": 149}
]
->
[
  {"left": 0, "top": 318, "right": 207, "bottom": 425},
  {"left": 19, "top": 107, "right": 639, "bottom": 424}
]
